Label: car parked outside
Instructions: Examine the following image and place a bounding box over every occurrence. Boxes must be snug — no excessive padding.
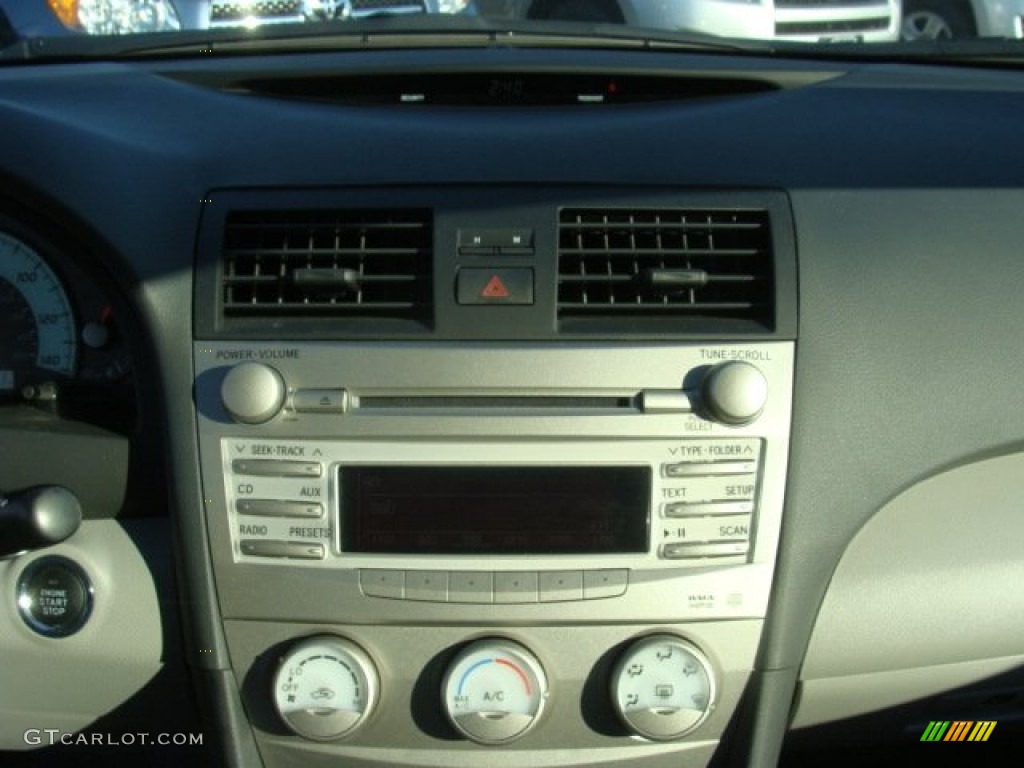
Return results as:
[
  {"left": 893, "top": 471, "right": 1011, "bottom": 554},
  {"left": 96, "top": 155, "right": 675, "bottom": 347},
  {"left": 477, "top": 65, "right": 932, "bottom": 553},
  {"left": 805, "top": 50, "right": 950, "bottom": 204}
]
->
[
  {"left": 476, "top": 0, "right": 900, "bottom": 42},
  {"left": 0, "top": 0, "right": 471, "bottom": 37},
  {"left": 901, "top": 0, "right": 1024, "bottom": 39}
]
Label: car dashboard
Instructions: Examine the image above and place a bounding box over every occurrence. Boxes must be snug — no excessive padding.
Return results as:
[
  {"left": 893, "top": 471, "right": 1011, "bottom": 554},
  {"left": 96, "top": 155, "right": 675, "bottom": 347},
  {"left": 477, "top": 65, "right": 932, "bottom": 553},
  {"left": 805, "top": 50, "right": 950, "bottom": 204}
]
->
[{"left": 1, "top": 37, "right": 1023, "bottom": 768}]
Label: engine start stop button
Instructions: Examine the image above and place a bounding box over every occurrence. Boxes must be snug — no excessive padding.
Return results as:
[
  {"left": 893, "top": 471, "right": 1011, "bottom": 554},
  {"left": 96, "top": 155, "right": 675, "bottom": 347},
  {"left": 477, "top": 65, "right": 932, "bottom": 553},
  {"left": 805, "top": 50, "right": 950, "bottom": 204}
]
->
[{"left": 17, "top": 556, "right": 93, "bottom": 637}]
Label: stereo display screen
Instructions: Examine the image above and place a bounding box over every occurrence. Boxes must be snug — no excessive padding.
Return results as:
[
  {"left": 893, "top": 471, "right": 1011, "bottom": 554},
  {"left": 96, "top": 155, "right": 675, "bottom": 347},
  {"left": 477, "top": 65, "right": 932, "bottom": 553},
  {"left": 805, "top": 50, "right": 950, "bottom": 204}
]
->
[{"left": 340, "top": 466, "right": 650, "bottom": 555}]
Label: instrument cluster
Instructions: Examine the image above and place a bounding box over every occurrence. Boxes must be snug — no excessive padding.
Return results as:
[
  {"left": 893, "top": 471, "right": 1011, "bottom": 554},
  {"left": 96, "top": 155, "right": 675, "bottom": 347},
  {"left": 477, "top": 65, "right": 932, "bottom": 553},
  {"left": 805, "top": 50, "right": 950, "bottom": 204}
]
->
[{"left": 0, "top": 221, "right": 136, "bottom": 433}]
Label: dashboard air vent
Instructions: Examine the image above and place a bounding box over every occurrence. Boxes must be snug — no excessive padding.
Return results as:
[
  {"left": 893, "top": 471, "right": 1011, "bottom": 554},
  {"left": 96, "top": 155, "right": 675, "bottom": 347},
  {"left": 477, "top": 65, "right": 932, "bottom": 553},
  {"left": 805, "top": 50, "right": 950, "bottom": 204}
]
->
[
  {"left": 221, "top": 209, "right": 432, "bottom": 327},
  {"left": 557, "top": 208, "right": 774, "bottom": 333}
]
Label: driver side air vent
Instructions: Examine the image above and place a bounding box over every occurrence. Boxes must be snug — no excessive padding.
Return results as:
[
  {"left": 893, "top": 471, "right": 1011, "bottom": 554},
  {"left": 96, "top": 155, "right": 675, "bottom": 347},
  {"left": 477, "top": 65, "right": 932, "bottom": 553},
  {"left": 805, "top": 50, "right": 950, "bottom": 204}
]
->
[
  {"left": 557, "top": 208, "right": 774, "bottom": 333},
  {"left": 220, "top": 208, "right": 433, "bottom": 329}
]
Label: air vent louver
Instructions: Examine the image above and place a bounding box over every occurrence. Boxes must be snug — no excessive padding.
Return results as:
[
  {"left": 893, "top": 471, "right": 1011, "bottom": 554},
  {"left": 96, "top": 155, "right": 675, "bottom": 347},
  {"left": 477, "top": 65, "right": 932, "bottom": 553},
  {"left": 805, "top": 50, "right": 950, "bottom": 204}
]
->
[
  {"left": 221, "top": 209, "right": 432, "bottom": 328},
  {"left": 557, "top": 208, "right": 774, "bottom": 332}
]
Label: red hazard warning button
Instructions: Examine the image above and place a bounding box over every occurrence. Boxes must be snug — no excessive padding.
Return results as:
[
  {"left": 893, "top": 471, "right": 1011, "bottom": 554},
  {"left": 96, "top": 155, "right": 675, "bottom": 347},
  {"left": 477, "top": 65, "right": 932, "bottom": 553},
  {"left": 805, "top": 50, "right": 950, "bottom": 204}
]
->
[
  {"left": 457, "top": 268, "right": 534, "bottom": 305},
  {"left": 480, "top": 275, "right": 511, "bottom": 299}
]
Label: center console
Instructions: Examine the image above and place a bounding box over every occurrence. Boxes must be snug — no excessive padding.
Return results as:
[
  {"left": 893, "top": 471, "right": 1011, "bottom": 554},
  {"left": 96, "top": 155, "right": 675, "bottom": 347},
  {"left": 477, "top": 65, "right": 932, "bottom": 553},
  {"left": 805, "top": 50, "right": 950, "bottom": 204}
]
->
[{"left": 192, "top": 188, "right": 796, "bottom": 767}]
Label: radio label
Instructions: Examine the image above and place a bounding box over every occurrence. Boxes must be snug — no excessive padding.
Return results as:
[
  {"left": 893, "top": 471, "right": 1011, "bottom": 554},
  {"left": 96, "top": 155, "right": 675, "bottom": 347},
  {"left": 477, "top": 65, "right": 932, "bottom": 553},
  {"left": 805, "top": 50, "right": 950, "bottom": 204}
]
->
[
  {"left": 725, "top": 485, "right": 755, "bottom": 497},
  {"left": 213, "top": 348, "right": 300, "bottom": 360},
  {"left": 667, "top": 440, "right": 759, "bottom": 460},
  {"left": 248, "top": 444, "right": 305, "bottom": 457},
  {"left": 701, "top": 349, "right": 772, "bottom": 362},
  {"left": 720, "top": 524, "right": 749, "bottom": 537},
  {"left": 240, "top": 524, "right": 268, "bottom": 536}
]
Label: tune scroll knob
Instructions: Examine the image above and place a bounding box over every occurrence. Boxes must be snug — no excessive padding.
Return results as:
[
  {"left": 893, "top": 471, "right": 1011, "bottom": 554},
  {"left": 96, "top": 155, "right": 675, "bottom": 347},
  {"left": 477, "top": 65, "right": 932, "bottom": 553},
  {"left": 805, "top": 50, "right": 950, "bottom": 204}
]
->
[
  {"left": 220, "top": 362, "right": 286, "bottom": 424},
  {"left": 701, "top": 361, "right": 768, "bottom": 426}
]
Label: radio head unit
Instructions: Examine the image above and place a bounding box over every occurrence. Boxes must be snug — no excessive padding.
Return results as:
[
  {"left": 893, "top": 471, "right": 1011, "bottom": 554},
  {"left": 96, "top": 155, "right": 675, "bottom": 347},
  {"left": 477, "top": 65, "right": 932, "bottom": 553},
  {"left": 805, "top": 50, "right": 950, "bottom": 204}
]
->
[{"left": 196, "top": 342, "right": 790, "bottom": 617}]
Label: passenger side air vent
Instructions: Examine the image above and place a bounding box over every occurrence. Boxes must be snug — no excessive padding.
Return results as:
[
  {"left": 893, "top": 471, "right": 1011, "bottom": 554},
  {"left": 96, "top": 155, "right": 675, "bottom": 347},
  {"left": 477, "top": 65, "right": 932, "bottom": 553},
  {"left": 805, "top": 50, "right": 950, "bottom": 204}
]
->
[
  {"left": 220, "top": 209, "right": 433, "bottom": 329},
  {"left": 557, "top": 208, "right": 775, "bottom": 333}
]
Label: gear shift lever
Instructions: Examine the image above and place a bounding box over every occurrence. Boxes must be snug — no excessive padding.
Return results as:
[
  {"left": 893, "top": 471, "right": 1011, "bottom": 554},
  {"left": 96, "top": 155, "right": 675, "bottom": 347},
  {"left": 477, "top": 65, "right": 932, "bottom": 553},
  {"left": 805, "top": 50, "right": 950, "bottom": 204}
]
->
[{"left": 0, "top": 486, "right": 82, "bottom": 558}]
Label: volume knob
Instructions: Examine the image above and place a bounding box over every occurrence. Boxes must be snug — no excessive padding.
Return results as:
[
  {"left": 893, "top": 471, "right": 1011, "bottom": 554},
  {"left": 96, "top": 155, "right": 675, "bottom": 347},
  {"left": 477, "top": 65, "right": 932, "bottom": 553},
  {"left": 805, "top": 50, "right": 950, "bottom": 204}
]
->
[
  {"left": 702, "top": 361, "right": 767, "bottom": 426},
  {"left": 221, "top": 362, "right": 286, "bottom": 424}
]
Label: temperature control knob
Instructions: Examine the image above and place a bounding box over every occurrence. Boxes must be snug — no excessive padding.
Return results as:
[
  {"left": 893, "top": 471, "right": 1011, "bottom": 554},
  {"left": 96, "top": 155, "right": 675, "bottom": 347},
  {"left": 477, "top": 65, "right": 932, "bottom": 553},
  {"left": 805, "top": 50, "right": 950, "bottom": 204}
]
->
[
  {"left": 702, "top": 361, "right": 768, "bottom": 426},
  {"left": 221, "top": 362, "right": 286, "bottom": 424},
  {"left": 442, "top": 638, "right": 549, "bottom": 745},
  {"left": 611, "top": 635, "right": 715, "bottom": 741},
  {"left": 272, "top": 636, "right": 379, "bottom": 741}
]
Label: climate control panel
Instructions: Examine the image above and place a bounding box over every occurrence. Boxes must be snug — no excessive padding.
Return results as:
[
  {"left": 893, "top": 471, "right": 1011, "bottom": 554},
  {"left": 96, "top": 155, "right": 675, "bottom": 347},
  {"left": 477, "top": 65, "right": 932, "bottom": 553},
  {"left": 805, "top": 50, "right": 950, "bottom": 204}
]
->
[{"left": 271, "top": 633, "right": 716, "bottom": 746}]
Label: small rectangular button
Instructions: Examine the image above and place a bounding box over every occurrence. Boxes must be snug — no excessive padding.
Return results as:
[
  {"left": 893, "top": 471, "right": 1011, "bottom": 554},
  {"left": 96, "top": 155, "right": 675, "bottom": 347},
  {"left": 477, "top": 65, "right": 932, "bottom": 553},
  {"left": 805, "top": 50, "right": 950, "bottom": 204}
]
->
[
  {"left": 360, "top": 570, "right": 405, "bottom": 599},
  {"left": 239, "top": 540, "right": 325, "bottom": 560},
  {"left": 661, "top": 541, "right": 750, "bottom": 559},
  {"left": 495, "top": 572, "right": 539, "bottom": 604},
  {"left": 232, "top": 459, "right": 323, "bottom": 478},
  {"left": 291, "top": 389, "right": 348, "bottom": 414},
  {"left": 583, "top": 569, "right": 628, "bottom": 600},
  {"left": 663, "top": 461, "right": 758, "bottom": 478},
  {"left": 405, "top": 571, "right": 449, "bottom": 602},
  {"left": 498, "top": 229, "right": 534, "bottom": 248},
  {"left": 458, "top": 228, "right": 534, "bottom": 249},
  {"left": 236, "top": 499, "right": 324, "bottom": 519},
  {"left": 641, "top": 390, "right": 694, "bottom": 414},
  {"left": 449, "top": 572, "right": 494, "bottom": 603},
  {"left": 458, "top": 246, "right": 498, "bottom": 256},
  {"left": 663, "top": 500, "right": 754, "bottom": 518},
  {"left": 539, "top": 571, "right": 584, "bottom": 602},
  {"left": 456, "top": 268, "right": 534, "bottom": 305}
]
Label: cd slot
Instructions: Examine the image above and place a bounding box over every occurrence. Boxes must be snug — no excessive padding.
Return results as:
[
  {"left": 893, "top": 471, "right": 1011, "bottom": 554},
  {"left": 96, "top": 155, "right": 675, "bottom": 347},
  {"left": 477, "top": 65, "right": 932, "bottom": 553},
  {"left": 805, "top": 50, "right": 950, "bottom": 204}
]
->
[{"left": 354, "top": 395, "right": 638, "bottom": 412}]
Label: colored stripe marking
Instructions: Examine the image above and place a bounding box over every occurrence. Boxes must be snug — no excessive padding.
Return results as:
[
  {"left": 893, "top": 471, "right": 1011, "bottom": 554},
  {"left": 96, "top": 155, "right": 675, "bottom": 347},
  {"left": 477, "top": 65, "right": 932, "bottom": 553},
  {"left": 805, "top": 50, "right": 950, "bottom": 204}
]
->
[
  {"left": 921, "top": 721, "right": 950, "bottom": 741},
  {"left": 457, "top": 659, "right": 494, "bottom": 697},
  {"left": 969, "top": 721, "right": 997, "bottom": 742},
  {"left": 945, "top": 721, "right": 971, "bottom": 741},
  {"left": 456, "top": 658, "right": 532, "bottom": 697},
  {"left": 496, "top": 658, "right": 532, "bottom": 695}
]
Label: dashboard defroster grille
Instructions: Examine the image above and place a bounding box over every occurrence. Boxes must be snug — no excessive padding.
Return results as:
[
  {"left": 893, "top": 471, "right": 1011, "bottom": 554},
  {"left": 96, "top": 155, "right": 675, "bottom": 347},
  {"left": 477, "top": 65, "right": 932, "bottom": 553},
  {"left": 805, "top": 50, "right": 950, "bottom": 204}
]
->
[
  {"left": 557, "top": 208, "right": 774, "bottom": 332},
  {"left": 220, "top": 209, "right": 432, "bottom": 326}
]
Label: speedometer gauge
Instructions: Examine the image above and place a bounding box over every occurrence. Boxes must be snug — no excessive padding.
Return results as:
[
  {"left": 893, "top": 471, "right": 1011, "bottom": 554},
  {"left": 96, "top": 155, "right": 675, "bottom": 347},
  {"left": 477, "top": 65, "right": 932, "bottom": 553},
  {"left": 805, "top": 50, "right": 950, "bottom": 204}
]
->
[{"left": 0, "top": 232, "right": 76, "bottom": 391}]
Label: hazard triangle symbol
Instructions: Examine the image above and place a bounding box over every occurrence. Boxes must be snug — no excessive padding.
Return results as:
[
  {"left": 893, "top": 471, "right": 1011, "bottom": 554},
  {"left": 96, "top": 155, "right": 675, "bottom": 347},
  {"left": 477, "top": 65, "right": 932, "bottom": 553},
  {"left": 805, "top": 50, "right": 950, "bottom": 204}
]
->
[{"left": 480, "top": 275, "right": 510, "bottom": 299}]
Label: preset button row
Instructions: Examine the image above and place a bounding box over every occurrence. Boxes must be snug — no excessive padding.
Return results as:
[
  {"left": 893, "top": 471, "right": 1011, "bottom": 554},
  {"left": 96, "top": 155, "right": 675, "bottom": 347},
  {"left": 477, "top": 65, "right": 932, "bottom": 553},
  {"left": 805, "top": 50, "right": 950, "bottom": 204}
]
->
[{"left": 360, "top": 569, "right": 628, "bottom": 603}]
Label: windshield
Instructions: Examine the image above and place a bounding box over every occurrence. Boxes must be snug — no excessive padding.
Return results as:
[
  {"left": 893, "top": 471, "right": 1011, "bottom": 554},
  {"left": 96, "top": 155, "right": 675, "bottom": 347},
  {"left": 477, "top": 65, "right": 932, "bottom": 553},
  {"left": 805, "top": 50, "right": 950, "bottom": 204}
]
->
[{"left": 0, "top": 0, "right": 1019, "bottom": 58}]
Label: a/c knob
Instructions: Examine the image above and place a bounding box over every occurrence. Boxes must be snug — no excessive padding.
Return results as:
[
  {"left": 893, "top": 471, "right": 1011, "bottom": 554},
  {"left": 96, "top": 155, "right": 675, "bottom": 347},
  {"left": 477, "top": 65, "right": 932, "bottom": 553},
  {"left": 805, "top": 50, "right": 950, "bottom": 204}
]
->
[
  {"left": 220, "top": 362, "right": 286, "bottom": 424},
  {"left": 702, "top": 361, "right": 768, "bottom": 426}
]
